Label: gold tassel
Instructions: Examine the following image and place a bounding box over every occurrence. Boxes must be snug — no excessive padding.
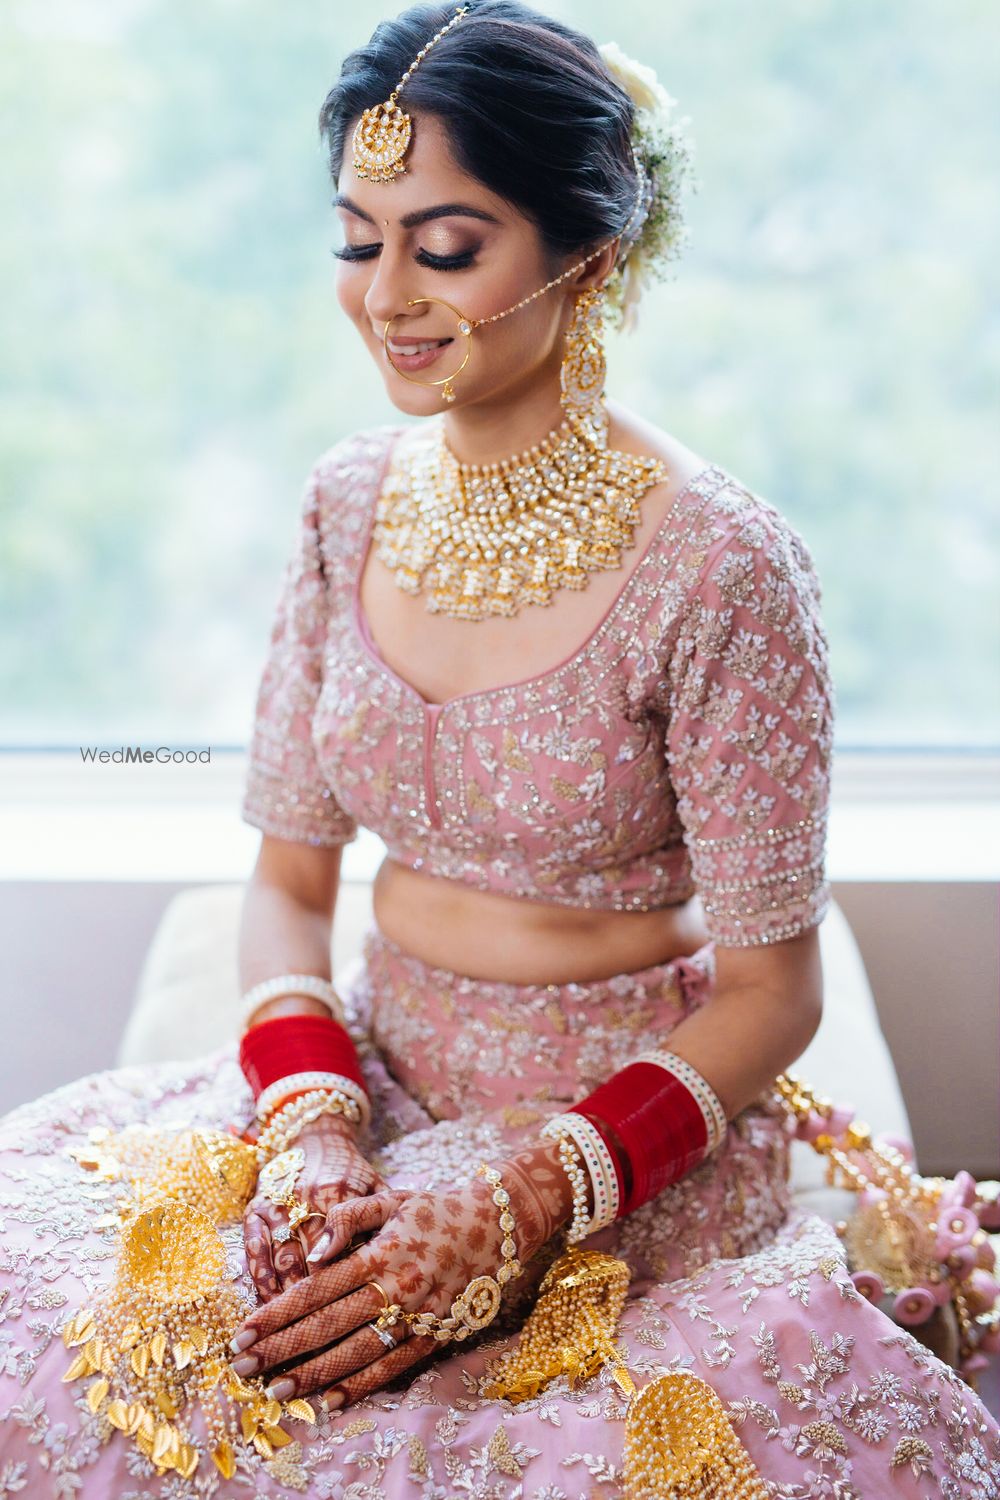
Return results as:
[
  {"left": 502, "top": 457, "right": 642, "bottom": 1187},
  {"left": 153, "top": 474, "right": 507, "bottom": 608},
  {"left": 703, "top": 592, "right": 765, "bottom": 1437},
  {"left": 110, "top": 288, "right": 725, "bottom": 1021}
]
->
[
  {"left": 623, "top": 1371, "right": 770, "bottom": 1497},
  {"left": 63, "top": 1123, "right": 319, "bottom": 1481},
  {"left": 484, "top": 1247, "right": 770, "bottom": 1497}
]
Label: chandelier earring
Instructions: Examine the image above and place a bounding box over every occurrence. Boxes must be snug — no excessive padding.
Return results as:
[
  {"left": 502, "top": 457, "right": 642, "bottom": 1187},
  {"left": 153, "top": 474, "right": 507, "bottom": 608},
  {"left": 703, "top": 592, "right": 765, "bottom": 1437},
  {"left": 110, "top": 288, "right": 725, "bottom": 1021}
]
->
[{"left": 560, "top": 285, "right": 609, "bottom": 419}]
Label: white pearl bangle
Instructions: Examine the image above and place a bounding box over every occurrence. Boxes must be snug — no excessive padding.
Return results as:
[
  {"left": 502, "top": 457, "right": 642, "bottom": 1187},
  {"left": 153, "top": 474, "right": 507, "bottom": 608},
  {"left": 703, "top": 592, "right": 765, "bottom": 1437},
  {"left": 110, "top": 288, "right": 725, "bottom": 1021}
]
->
[
  {"left": 542, "top": 1112, "right": 619, "bottom": 1242},
  {"left": 563, "top": 1113, "right": 620, "bottom": 1225},
  {"left": 241, "top": 973, "right": 347, "bottom": 1031},
  {"left": 256, "top": 1072, "right": 370, "bottom": 1129},
  {"left": 255, "top": 1088, "right": 362, "bottom": 1167},
  {"left": 633, "top": 1049, "right": 728, "bottom": 1152},
  {"left": 556, "top": 1132, "right": 591, "bottom": 1243}
]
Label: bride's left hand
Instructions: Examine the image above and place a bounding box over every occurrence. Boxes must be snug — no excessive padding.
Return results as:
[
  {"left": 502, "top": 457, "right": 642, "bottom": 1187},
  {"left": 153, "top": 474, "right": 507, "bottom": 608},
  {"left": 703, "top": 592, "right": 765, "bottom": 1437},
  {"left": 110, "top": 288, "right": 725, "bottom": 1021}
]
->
[{"left": 226, "top": 1141, "right": 572, "bottom": 1411}]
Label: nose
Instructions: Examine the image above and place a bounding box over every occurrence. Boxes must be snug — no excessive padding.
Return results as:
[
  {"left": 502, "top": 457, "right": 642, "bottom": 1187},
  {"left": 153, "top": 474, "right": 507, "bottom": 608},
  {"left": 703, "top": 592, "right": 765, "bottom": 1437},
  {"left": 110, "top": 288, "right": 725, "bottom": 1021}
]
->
[{"left": 362, "top": 242, "right": 426, "bottom": 336}]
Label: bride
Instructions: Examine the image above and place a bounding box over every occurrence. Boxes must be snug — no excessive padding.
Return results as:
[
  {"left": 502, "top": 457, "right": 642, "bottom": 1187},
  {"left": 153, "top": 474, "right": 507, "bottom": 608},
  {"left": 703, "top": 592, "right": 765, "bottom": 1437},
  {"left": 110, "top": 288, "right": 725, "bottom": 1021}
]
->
[{"left": 2, "top": 2, "right": 998, "bottom": 1495}]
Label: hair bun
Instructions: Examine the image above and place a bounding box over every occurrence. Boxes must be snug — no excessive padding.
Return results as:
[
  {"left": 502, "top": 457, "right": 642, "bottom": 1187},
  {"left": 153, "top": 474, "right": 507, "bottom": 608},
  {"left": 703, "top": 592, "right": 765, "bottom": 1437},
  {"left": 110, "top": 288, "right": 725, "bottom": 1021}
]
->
[{"left": 598, "top": 41, "right": 698, "bottom": 334}]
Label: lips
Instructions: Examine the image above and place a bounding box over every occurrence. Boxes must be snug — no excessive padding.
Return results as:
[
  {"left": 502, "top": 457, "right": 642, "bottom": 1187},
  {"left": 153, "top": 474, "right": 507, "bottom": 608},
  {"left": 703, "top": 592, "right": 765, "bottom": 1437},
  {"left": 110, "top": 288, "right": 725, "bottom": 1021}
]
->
[
  {"left": 373, "top": 327, "right": 454, "bottom": 347},
  {"left": 382, "top": 336, "right": 457, "bottom": 374}
]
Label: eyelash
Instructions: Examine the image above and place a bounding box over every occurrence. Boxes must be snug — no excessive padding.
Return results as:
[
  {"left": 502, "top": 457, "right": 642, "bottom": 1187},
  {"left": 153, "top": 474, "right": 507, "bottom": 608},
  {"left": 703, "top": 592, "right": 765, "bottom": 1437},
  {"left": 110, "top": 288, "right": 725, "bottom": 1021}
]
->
[{"left": 331, "top": 244, "right": 477, "bottom": 272}]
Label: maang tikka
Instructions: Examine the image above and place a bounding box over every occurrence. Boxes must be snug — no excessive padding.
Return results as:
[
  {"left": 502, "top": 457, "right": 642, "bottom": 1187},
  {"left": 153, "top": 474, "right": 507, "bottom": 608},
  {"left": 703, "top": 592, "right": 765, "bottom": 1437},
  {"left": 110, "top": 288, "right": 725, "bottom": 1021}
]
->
[{"left": 352, "top": 4, "right": 471, "bottom": 185}]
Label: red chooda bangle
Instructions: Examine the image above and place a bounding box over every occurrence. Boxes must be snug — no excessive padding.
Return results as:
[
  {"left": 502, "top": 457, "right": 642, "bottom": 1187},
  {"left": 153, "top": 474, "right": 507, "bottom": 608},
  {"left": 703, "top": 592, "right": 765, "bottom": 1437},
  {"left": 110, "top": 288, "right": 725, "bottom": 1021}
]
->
[
  {"left": 573, "top": 1062, "right": 709, "bottom": 1215},
  {"left": 238, "top": 1013, "right": 367, "bottom": 1102}
]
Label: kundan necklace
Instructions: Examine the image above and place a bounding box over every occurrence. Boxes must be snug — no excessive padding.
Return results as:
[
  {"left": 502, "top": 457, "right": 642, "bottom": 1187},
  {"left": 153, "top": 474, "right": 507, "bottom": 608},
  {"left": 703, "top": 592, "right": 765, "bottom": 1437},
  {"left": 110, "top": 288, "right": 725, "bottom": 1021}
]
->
[{"left": 371, "top": 394, "right": 671, "bottom": 621}]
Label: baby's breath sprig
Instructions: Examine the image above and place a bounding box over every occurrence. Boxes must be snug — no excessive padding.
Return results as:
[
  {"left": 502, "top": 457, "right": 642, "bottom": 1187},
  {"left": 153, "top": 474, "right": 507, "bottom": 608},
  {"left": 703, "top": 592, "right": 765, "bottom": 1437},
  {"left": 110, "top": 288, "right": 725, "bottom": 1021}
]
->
[{"left": 598, "top": 40, "right": 699, "bottom": 334}]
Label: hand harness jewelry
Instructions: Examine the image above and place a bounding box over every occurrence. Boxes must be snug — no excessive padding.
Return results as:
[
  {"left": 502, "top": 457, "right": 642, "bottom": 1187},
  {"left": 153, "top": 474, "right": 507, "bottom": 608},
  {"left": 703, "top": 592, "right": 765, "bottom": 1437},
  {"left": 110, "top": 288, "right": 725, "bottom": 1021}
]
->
[
  {"left": 256, "top": 1147, "right": 325, "bottom": 1244},
  {"left": 372, "top": 1163, "right": 523, "bottom": 1347}
]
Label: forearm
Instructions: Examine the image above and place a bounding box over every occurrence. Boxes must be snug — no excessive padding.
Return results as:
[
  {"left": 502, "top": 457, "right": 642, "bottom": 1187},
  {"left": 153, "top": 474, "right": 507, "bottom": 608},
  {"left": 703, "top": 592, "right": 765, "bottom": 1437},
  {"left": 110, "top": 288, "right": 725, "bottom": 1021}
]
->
[
  {"left": 237, "top": 875, "right": 373, "bottom": 1162},
  {"left": 237, "top": 873, "right": 338, "bottom": 1031},
  {"left": 658, "top": 981, "right": 822, "bottom": 1120},
  {"left": 501, "top": 983, "right": 819, "bottom": 1249}
]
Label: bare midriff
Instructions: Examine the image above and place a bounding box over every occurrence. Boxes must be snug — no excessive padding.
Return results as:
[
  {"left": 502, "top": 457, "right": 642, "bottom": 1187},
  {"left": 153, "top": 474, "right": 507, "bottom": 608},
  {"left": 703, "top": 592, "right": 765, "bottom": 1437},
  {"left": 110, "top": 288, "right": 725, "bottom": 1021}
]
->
[{"left": 371, "top": 858, "right": 711, "bottom": 985}]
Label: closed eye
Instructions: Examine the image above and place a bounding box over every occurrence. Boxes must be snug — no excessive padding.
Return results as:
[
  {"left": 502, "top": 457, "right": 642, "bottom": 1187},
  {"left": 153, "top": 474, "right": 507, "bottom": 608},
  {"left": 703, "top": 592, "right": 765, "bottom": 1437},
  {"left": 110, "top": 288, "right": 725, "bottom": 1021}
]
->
[{"left": 331, "top": 244, "right": 477, "bottom": 271}]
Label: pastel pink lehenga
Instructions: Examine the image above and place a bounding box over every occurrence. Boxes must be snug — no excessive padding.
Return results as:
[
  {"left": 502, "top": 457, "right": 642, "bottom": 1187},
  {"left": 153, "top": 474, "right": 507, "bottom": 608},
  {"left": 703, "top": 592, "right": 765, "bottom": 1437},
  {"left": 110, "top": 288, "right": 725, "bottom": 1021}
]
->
[{"left": 0, "top": 424, "right": 997, "bottom": 1498}]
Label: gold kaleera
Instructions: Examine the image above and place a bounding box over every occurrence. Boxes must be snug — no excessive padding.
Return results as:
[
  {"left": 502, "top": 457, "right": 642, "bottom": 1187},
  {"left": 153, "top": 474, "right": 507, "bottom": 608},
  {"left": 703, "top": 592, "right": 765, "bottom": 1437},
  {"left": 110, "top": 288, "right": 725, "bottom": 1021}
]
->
[
  {"left": 63, "top": 1123, "right": 319, "bottom": 1481},
  {"left": 773, "top": 1072, "right": 1000, "bottom": 1385},
  {"left": 483, "top": 1071, "right": 1000, "bottom": 1494},
  {"left": 482, "top": 1247, "right": 770, "bottom": 1498}
]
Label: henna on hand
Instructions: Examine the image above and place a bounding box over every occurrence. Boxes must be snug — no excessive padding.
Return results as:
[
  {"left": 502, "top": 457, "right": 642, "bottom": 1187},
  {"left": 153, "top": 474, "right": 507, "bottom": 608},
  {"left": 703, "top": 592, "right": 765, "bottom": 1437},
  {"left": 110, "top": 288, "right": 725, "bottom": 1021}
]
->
[
  {"left": 242, "top": 1112, "right": 387, "bottom": 1299},
  {"left": 230, "top": 1165, "right": 559, "bottom": 1408},
  {"left": 499, "top": 1138, "right": 575, "bottom": 1252},
  {"left": 316, "top": 1334, "right": 439, "bottom": 1413}
]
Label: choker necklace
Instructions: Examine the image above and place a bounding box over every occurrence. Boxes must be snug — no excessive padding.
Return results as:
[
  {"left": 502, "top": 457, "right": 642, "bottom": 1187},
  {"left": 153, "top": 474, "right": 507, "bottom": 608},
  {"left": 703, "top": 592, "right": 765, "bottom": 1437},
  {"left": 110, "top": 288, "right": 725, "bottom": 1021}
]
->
[{"left": 372, "top": 397, "right": 671, "bottom": 620}]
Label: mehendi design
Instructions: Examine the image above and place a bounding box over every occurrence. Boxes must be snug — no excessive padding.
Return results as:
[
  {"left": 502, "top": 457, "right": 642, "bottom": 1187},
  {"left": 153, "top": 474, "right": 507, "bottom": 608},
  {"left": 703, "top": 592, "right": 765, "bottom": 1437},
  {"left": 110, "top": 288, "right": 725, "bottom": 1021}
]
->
[
  {"left": 232, "top": 1169, "right": 558, "bottom": 1404},
  {"left": 243, "top": 1111, "right": 387, "bottom": 1298}
]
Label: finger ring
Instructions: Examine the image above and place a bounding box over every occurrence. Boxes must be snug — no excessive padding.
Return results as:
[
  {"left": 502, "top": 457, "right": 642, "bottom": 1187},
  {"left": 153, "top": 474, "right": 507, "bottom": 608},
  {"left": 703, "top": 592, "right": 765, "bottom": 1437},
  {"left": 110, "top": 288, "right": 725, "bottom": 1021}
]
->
[
  {"left": 367, "top": 1279, "right": 390, "bottom": 1312},
  {"left": 295, "top": 1214, "right": 327, "bottom": 1254},
  {"left": 258, "top": 1149, "right": 316, "bottom": 1243},
  {"left": 366, "top": 1280, "right": 403, "bottom": 1331},
  {"left": 274, "top": 1196, "right": 322, "bottom": 1244},
  {"left": 367, "top": 1321, "right": 398, "bottom": 1349}
]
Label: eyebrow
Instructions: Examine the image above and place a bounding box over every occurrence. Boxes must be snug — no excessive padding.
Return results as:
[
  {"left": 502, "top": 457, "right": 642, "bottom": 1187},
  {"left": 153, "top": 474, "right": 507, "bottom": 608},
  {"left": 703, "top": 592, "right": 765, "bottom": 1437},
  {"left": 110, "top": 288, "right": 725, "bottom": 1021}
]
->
[{"left": 332, "top": 192, "right": 502, "bottom": 229}]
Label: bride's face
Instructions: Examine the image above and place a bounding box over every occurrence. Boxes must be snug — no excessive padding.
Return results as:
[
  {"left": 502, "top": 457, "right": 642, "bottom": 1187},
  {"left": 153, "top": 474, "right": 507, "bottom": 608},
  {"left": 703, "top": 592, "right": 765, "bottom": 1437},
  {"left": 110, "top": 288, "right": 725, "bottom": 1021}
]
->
[{"left": 333, "top": 111, "right": 594, "bottom": 413}]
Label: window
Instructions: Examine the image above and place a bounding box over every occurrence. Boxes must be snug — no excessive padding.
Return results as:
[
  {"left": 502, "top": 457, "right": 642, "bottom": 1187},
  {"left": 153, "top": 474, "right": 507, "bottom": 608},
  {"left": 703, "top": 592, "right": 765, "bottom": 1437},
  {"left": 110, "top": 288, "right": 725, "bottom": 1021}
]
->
[{"left": 2, "top": 2, "right": 996, "bottom": 749}]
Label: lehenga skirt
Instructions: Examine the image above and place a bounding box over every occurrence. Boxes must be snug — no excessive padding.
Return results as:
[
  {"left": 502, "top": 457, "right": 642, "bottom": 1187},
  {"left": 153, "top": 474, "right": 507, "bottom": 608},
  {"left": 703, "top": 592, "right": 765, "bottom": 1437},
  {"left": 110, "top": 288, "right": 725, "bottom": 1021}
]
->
[{"left": 0, "top": 919, "right": 997, "bottom": 1498}]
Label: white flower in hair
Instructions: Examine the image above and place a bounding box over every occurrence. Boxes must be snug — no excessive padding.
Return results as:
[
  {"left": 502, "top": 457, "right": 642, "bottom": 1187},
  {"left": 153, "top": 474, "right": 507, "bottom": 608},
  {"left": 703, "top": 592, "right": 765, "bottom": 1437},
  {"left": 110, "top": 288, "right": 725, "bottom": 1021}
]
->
[
  {"left": 598, "top": 40, "right": 698, "bottom": 334},
  {"left": 599, "top": 39, "right": 677, "bottom": 115}
]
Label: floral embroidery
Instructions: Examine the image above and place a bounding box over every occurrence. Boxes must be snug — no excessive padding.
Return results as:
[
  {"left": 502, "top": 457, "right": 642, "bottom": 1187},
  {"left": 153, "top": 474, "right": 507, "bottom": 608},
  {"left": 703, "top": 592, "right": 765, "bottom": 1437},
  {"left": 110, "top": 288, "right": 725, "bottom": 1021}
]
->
[{"left": 2, "top": 932, "right": 998, "bottom": 1496}]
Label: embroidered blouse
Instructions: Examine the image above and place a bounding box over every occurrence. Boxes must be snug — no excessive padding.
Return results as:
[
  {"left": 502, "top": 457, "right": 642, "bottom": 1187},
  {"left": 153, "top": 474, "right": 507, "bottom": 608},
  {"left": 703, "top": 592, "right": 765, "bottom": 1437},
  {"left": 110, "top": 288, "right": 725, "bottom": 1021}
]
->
[{"left": 240, "top": 422, "right": 836, "bottom": 947}]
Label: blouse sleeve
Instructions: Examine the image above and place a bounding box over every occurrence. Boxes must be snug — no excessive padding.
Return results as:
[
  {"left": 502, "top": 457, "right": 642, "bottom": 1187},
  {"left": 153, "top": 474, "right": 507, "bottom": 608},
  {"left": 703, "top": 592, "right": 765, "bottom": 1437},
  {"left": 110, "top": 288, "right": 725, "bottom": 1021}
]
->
[
  {"left": 662, "top": 501, "right": 836, "bottom": 947},
  {"left": 240, "top": 461, "right": 359, "bottom": 848}
]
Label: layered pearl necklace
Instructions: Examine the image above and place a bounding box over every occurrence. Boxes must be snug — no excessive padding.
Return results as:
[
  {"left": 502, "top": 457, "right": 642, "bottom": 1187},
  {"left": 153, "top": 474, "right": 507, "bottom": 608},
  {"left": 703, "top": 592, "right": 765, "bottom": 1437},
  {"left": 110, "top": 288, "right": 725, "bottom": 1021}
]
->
[{"left": 371, "top": 397, "right": 671, "bottom": 620}]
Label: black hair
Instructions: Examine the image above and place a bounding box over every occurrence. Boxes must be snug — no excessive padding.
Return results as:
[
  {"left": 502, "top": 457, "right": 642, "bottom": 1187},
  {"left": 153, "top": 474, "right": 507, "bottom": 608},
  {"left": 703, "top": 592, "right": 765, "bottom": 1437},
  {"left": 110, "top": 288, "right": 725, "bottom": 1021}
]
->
[{"left": 318, "top": 0, "right": 640, "bottom": 266}]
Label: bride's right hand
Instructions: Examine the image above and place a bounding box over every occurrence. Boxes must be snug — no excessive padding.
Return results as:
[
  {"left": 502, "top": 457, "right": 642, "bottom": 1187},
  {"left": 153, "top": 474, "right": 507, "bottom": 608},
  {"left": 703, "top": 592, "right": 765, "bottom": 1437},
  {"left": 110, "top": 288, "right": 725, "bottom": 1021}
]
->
[{"left": 243, "top": 1113, "right": 386, "bottom": 1301}]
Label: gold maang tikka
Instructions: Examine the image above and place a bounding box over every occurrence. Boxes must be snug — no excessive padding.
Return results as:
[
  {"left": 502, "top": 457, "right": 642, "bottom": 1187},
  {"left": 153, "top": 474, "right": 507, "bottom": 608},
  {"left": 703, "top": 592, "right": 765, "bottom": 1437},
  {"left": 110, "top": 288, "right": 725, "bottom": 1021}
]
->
[{"left": 352, "top": 3, "right": 471, "bottom": 185}]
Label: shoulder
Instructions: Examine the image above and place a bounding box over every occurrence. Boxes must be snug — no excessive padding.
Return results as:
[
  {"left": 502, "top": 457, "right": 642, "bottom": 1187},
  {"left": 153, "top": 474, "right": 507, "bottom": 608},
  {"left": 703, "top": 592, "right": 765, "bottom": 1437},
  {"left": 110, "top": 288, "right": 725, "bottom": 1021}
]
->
[
  {"left": 295, "top": 423, "right": 410, "bottom": 569},
  {"left": 309, "top": 421, "right": 410, "bottom": 499},
  {"left": 605, "top": 399, "right": 824, "bottom": 610},
  {"left": 605, "top": 399, "right": 714, "bottom": 504},
  {"left": 605, "top": 399, "right": 757, "bottom": 552}
]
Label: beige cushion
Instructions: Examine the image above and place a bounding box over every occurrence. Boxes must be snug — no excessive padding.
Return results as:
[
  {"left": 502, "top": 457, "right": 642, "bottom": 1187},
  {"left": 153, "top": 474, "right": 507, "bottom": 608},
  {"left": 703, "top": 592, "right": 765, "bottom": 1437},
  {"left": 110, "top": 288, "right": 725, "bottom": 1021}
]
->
[
  {"left": 117, "top": 880, "right": 375, "bottom": 1069},
  {"left": 118, "top": 888, "right": 912, "bottom": 1220}
]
